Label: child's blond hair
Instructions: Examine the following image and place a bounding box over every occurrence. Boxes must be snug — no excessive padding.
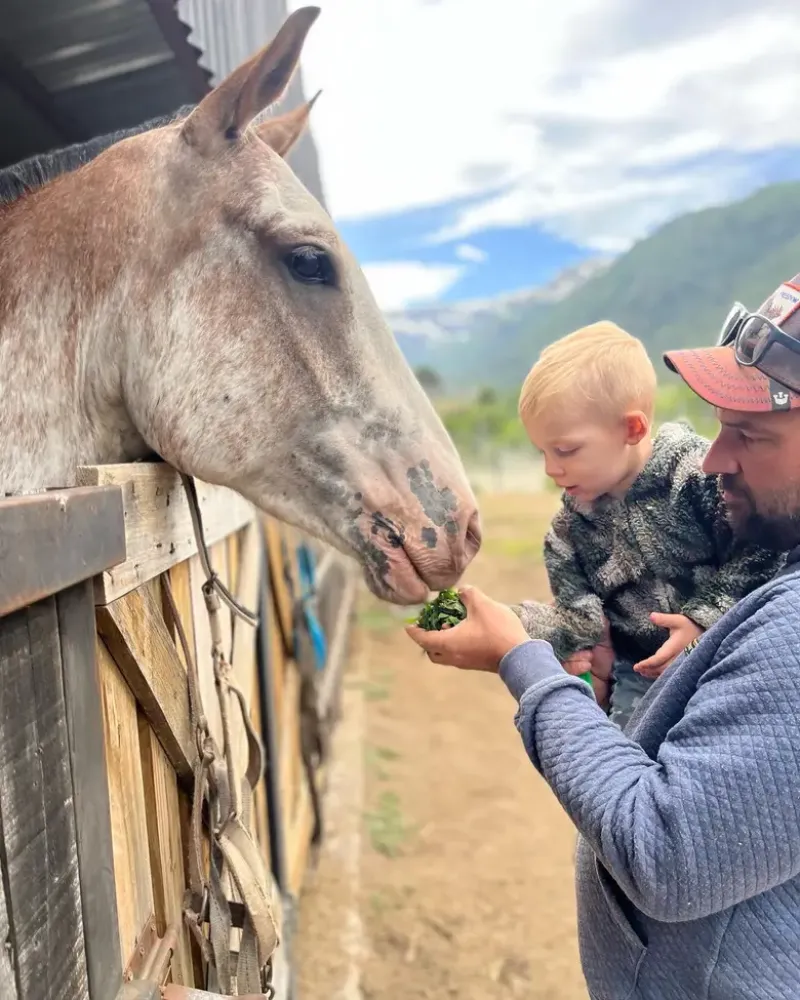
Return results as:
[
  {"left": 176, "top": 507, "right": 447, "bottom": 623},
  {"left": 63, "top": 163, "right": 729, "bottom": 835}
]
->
[{"left": 518, "top": 321, "right": 657, "bottom": 426}]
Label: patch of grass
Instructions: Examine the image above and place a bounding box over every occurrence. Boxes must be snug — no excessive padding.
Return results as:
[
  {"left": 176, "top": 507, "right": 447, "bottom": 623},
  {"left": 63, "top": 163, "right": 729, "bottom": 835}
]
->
[
  {"left": 363, "top": 680, "right": 391, "bottom": 702},
  {"left": 369, "top": 889, "right": 393, "bottom": 918},
  {"left": 368, "top": 885, "right": 414, "bottom": 917},
  {"left": 365, "top": 791, "right": 414, "bottom": 858},
  {"left": 365, "top": 744, "right": 401, "bottom": 781},
  {"left": 348, "top": 668, "right": 394, "bottom": 702}
]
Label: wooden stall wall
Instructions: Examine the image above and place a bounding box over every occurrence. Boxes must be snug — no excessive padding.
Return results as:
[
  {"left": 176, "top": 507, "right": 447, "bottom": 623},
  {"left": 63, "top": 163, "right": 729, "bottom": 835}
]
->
[{"left": 0, "top": 463, "right": 356, "bottom": 999}]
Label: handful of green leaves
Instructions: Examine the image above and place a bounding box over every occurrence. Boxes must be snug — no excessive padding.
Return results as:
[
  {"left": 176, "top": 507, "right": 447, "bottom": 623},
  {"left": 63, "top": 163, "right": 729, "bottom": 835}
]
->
[{"left": 413, "top": 587, "right": 467, "bottom": 631}]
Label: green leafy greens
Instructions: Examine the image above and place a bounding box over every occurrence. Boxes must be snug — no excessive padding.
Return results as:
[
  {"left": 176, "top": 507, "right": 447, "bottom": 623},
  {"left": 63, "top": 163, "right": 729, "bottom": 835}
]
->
[{"left": 413, "top": 588, "right": 467, "bottom": 631}]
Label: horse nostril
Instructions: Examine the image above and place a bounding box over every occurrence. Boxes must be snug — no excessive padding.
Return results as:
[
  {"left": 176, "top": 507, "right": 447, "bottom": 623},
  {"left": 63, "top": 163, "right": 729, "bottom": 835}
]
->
[{"left": 465, "top": 509, "right": 482, "bottom": 559}]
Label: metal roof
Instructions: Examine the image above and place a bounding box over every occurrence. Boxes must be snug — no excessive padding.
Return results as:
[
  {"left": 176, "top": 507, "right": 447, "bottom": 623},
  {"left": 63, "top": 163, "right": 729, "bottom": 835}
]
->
[
  {"left": 0, "top": 0, "right": 211, "bottom": 168},
  {"left": 0, "top": 0, "right": 327, "bottom": 206}
]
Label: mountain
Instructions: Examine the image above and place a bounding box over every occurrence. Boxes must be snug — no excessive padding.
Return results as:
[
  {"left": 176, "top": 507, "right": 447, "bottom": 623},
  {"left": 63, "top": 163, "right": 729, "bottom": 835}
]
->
[
  {"left": 388, "top": 258, "right": 613, "bottom": 389},
  {"left": 395, "top": 180, "right": 800, "bottom": 392}
]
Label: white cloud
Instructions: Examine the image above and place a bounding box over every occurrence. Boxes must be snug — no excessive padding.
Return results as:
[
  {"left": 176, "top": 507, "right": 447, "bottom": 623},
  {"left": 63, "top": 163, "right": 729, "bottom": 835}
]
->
[
  {"left": 288, "top": 0, "right": 800, "bottom": 251},
  {"left": 360, "top": 261, "right": 463, "bottom": 311},
  {"left": 454, "top": 243, "right": 487, "bottom": 263}
]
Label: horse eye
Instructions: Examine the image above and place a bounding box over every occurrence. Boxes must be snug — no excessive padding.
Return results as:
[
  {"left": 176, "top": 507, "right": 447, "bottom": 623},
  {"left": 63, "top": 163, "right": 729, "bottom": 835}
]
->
[{"left": 285, "top": 246, "right": 335, "bottom": 285}]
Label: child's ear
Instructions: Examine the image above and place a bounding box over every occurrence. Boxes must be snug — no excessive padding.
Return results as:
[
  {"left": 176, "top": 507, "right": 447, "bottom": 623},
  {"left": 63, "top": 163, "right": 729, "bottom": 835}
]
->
[{"left": 623, "top": 411, "right": 649, "bottom": 445}]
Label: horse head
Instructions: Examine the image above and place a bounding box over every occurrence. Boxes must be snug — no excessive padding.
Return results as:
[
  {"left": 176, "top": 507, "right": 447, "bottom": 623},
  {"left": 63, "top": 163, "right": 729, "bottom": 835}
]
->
[{"left": 90, "top": 8, "right": 479, "bottom": 603}]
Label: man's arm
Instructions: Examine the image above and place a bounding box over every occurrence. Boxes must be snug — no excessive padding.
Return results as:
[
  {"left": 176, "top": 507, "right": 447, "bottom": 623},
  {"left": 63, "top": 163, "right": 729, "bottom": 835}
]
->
[
  {"left": 501, "top": 583, "right": 800, "bottom": 922},
  {"left": 513, "top": 510, "right": 606, "bottom": 661}
]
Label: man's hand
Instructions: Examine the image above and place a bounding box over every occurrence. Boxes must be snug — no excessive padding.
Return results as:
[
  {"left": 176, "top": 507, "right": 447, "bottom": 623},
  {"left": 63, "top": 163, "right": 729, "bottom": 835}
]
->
[
  {"left": 404, "top": 585, "right": 530, "bottom": 671},
  {"left": 633, "top": 612, "right": 703, "bottom": 679}
]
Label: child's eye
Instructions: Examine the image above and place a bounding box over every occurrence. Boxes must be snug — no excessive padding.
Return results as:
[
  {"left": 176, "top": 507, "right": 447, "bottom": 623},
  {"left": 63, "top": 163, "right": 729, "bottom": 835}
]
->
[{"left": 554, "top": 446, "right": 578, "bottom": 458}]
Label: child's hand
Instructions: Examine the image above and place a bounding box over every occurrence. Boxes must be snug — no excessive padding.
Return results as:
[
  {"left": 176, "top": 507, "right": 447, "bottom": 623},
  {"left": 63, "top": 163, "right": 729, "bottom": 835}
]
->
[
  {"left": 633, "top": 613, "right": 703, "bottom": 679},
  {"left": 563, "top": 649, "right": 593, "bottom": 676},
  {"left": 562, "top": 617, "right": 614, "bottom": 681}
]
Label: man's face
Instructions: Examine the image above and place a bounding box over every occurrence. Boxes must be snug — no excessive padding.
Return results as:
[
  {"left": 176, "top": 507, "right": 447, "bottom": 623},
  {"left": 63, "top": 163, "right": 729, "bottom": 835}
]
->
[{"left": 703, "top": 407, "right": 800, "bottom": 549}]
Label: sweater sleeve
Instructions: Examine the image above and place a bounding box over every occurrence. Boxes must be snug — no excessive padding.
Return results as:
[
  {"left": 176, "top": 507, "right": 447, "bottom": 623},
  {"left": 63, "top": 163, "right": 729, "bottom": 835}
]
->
[
  {"left": 511, "top": 508, "right": 606, "bottom": 661},
  {"left": 499, "top": 584, "right": 800, "bottom": 922},
  {"left": 669, "top": 448, "right": 785, "bottom": 629}
]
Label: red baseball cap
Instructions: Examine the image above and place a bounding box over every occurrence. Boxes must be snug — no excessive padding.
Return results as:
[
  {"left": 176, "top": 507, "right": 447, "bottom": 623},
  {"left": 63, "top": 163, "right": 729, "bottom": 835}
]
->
[{"left": 663, "top": 277, "right": 800, "bottom": 412}]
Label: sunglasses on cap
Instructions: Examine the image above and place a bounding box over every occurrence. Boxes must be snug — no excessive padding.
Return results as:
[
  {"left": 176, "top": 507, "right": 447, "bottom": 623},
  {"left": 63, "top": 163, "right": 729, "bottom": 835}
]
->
[{"left": 716, "top": 285, "right": 800, "bottom": 395}]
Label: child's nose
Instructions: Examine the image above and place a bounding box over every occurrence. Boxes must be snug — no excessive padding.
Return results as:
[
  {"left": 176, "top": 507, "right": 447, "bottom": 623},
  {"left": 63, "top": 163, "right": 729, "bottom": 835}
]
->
[{"left": 544, "top": 455, "right": 565, "bottom": 479}]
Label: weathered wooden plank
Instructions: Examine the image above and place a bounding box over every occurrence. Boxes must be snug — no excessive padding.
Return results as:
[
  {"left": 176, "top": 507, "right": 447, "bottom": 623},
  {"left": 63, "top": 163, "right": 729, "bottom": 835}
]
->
[
  {"left": 96, "top": 636, "right": 156, "bottom": 968},
  {"left": 0, "top": 599, "right": 89, "bottom": 999},
  {"left": 165, "top": 560, "right": 196, "bottom": 675},
  {"left": 0, "top": 853, "right": 17, "bottom": 1000},
  {"left": 138, "top": 722, "right": 194, "bottom": 986},
  {"left": 58, "top": 581, "right": 123, "bottom": 1000},
  {"left": 96, "top": 580, "right": 194, "bottom": 782},
  {"left": 279, "top": 662, "right": 303, "bottom": 831},
  {"left": 318, "top": 561, "right": 358, "bottom": 724},
  {"left": 76, "top": 464, "right": 255, "bottom": 605},
  {"left": 0, "top": 486, "right": 125, "bottom": 617},
  {"left": 264, "top": 519, "right": 294, "bottom": 657},
  {"left": 287, "top": 766, "right": 320, "bottom": 897}
]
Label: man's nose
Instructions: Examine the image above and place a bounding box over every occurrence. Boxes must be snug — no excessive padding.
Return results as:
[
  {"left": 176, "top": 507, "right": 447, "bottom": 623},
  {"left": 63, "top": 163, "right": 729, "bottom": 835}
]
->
[{"left": 702, "top": 437, "right": 739, "bottom": 476}]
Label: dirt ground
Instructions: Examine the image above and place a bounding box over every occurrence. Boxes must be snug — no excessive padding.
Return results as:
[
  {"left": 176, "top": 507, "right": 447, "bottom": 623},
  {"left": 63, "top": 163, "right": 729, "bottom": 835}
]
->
[{"left": 293, "top": 491, "right": 589, "bottom": 1000}]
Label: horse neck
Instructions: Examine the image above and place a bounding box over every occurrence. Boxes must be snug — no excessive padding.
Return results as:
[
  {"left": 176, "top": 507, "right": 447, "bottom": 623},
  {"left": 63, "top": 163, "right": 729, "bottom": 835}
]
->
[{"left": 0, "top": 183, "right": 149, "bottom": 494}]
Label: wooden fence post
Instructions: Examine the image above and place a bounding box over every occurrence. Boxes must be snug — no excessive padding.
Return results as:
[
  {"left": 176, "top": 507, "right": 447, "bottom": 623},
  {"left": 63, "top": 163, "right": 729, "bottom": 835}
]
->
[{"left": 0, "top": 486, "right": 126, "bottom": 1000}]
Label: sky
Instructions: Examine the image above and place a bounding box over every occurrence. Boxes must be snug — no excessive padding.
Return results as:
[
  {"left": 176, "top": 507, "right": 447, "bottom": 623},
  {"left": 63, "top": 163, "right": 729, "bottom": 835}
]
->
[{"left": 287, "top": 0, "right": 800, "bottom": 313}]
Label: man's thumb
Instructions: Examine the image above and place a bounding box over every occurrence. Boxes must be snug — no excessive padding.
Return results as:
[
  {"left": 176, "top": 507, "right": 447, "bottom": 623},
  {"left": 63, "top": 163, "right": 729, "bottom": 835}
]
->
[{"left": 458, "top": 584, "right": 479, "bottom": 609}]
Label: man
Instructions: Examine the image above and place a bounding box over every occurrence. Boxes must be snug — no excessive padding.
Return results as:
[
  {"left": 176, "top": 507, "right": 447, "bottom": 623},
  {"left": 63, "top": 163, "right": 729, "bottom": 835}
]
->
[{"left": 406, "top": 275, "right": 800, "bottom": 1000}]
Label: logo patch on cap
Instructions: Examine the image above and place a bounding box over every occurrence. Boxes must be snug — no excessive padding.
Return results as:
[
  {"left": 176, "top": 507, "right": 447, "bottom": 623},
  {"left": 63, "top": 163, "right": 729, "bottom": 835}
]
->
[
  {"left": 769, "top": 378, "right": 792, "bottom": 410},
  {"left": 761, "top": 277, "right": 800, "bottom": 326}
]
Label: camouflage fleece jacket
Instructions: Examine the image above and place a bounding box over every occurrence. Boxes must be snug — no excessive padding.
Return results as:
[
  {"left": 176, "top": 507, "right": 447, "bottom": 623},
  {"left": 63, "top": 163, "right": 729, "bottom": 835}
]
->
[{"left": 515, "top": 421, "right": 786, "bottom": 665}]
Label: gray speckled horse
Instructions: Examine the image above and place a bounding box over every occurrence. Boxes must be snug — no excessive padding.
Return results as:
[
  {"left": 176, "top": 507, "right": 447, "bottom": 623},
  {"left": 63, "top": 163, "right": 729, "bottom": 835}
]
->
[{"left": 0, "top": 7, "right": 481, "bottom": 604}]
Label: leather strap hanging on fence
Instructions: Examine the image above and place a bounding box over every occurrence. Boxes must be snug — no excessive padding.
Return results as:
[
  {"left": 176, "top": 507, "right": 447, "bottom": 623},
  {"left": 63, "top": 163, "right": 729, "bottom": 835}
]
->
[{"left": 158, "top": 475, "right": 280, "bottom": 996}]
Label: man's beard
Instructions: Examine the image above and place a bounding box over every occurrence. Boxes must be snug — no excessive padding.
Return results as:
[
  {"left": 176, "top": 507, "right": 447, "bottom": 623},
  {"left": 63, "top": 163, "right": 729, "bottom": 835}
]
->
[{"left": 721, "top": 474, "right": 800, "bottom": 550}]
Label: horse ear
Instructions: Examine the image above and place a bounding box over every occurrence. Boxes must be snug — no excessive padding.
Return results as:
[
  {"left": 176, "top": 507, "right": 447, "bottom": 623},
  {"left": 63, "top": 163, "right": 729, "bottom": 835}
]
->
[
  {"left": 256, "top": 90, "right": 321, "bottom": 158},
  {"left": 181, "top": 6, "right": 320, "bottom": 152}
]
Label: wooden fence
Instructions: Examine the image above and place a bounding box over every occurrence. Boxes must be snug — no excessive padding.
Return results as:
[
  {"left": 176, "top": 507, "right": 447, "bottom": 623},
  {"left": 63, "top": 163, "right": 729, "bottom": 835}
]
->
[{"left": 0, "top": 462, "right": 357, "bottom": 1000}]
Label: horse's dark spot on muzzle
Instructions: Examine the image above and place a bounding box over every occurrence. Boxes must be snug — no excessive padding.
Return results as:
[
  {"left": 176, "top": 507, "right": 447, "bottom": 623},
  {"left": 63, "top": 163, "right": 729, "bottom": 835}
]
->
[
  {"left": 407, "top": 460, "right": 458, "bottom": 527},
  {"left": 421, "top": 526, "right": 437, "bottom": 548}
]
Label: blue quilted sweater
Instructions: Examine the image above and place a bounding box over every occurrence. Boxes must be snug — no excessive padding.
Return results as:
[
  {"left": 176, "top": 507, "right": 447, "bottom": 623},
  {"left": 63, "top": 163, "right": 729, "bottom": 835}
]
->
[{"left": 500, "top": 545, "right": 800, "bottom": 1000}]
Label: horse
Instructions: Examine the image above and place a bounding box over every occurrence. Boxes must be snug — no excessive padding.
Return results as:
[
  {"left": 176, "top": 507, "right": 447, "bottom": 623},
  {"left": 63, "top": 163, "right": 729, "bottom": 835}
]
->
[{"left": 0, "top": 6, "right": 481, "bottom": 606}]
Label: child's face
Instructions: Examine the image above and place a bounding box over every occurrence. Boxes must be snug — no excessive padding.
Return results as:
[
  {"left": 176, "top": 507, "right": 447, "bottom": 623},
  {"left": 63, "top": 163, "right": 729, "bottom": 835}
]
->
[{"left": 524, "top": 410, "right": 650, "bottom": 504}]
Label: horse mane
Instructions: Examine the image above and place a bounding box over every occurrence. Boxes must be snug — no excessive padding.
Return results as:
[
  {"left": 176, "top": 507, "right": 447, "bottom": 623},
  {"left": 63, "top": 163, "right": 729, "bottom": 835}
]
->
[{"left": 0, "top": 104, "right": 195, "bottom": 206}]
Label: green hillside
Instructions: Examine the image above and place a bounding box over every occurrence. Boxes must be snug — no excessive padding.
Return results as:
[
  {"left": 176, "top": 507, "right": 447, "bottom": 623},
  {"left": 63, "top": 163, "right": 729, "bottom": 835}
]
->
[{"left": 463, "top": 180, "right": 800, "bottom": 391}]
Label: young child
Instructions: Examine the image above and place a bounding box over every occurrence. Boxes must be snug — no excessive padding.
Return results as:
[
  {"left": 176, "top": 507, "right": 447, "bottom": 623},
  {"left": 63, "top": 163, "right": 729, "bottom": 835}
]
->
[{"left": 513, "top": 320, "right": 785, "bottom": 728}]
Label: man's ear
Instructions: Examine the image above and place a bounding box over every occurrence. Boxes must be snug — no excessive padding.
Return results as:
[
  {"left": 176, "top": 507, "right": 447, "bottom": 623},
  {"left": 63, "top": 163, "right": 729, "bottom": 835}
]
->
[{"left": 256, "top": 90, "right": 322, "bottom": 157}]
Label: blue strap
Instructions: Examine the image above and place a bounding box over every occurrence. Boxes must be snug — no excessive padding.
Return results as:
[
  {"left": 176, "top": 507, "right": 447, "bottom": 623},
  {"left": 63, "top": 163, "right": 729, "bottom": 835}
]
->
[{"left": 295, "top": 542, "right": 327, "bottom": 670}]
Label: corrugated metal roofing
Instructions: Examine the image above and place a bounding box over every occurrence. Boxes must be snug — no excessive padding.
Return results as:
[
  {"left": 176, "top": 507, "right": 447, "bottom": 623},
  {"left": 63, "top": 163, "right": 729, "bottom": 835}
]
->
[
  {"left": 0, "top": 0, "right": 327, "bottom": 207},
  {"left": 0, "top": 0, "right": 210, "bottom": 167}
]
